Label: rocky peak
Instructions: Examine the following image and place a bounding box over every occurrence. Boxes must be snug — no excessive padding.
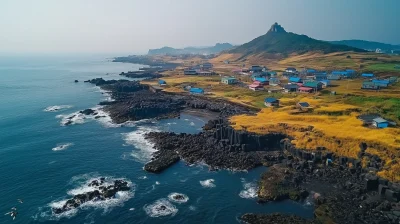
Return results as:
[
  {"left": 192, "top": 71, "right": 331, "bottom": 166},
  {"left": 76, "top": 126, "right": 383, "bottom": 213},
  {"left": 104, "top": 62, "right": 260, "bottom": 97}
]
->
[{"left": 268, "top": 22, "right": 286, "bottom": 33}]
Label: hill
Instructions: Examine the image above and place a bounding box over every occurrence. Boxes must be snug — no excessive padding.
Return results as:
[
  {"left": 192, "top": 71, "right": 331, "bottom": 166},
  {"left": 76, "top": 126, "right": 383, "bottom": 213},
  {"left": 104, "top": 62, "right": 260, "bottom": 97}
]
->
[
  {"left": 329, "top": 40, "right": 400, "bottom": 53},
  {"left": 228, "top": 23, "right": 366, "bottom": 58},
  {"left": 148, "top": 43, "right": 234, "bottom": 55}
]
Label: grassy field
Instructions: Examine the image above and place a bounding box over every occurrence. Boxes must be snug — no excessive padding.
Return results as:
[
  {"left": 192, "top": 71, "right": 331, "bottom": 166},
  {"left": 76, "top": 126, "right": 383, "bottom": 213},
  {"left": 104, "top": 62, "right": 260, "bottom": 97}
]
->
[{"left": 366, "top": 63, "right": 400, "bottom": 73}]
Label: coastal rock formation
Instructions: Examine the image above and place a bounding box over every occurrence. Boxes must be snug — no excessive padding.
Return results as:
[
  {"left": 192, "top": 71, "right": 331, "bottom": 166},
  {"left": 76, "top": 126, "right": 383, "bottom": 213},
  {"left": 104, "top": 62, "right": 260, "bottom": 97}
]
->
[
  {"left": 52, "top": 178, "right": 130, "bottom": 214},
  {"left": 86, "top": 78, "right": 252, "bottom": 124},
  {"left": 120, "top": 71, "right": 163, "bottom": 80},
  {"left": 143, "top": 123, "right": 286, "bottom": 173}
]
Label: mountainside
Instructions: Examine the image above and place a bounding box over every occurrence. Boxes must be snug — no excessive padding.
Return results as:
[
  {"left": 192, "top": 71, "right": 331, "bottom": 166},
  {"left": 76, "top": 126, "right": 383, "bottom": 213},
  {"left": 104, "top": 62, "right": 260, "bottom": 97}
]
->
[
  {"left": 329, "top": 40, "right": 400, "bottom": 53},
  {"left": 148, "top": 43, "right": 234, "bottom": 55},
  {"left": 229, "top": 23, "right": 366, "bottom": 57}
]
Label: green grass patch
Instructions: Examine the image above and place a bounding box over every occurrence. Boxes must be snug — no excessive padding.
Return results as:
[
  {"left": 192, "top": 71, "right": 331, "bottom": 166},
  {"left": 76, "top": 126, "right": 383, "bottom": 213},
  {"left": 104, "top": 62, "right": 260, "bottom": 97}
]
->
[
  {"left": 344, "top": 96, "right": 400, "bottom": 122},
  {"left": 365, "top": 63, "right": 400, "bottom": 73}
]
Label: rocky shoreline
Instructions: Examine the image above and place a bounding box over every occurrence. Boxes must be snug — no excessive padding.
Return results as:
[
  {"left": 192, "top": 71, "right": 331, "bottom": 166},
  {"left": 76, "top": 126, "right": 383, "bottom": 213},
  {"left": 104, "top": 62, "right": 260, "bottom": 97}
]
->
[{"left": 83, "top": 77, "right": 400, "bottom": 223}]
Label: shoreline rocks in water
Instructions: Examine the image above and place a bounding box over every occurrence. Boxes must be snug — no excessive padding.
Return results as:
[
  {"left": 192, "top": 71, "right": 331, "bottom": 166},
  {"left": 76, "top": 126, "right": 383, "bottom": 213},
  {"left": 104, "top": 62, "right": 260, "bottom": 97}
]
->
[
  {"left": 85, "top": 78, "right": 253, "bottom": 124},
  {"left": 52, "top": 178, "right": 130, "bottom": 214},
  {"left": 120, "top": 71, "right": 163, "bottom": 80}
]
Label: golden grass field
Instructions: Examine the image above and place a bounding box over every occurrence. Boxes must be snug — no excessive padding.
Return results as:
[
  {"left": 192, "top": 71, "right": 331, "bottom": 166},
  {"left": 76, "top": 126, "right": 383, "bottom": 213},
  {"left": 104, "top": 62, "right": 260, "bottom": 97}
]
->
[{"left": 145, "top": 52, "right": 400, "bottom": 181}]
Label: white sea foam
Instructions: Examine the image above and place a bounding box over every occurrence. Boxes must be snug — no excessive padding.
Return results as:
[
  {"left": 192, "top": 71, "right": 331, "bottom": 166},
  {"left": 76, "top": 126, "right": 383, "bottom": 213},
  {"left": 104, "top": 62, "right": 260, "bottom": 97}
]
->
[
  {"left": 155, "top": 181, "right": 160, "bottom": 185},
  {"left": 56, "top": 106, "right": 117, "bottom": 127},
  {"left": 189, "top": 122, "right": 195, "bottom": 126},
  {"left": 168, "top": 193, "right": 189, "bottom": 204},
  {"left": 143, "top": 198, "right": 178, "bottom": 217},
  {"left": 44, "top": 105, "right": 73, "bottom": 112},
  {"left": 189, "top": 206, "right": 196, "bottom": 211},
  {"left": 35, "top": 174, "right": 134, "bottom": 221},
  {"left": 52, "top": 143, "right": 74, "bottom": 151},
  {"left": 122, "top": 126, "right": 160, "bottom": 163},
  {"left": 239, "top": 181, "right": 258, "bottom": 199},
  {"left": 138, "top": 176, "right": 148, "bottom": 180},
  {"left": 199, "top": 179, "right": 216, "bottom": 188}
]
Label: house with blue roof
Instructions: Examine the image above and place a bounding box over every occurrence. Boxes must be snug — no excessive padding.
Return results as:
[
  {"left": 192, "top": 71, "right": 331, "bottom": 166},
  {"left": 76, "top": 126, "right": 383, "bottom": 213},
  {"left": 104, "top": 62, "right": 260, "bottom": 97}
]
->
[
  {"left": 362, "top": 81, "right": 380, "bottom": 90},
  {"left": 189, "top": 88, "right": 204, "bottom": 95},
  {"left": 289, "top": 77, "right": 302, "bottom": 83},
  {"left": 362, "top": 73, "right": 374, "bottom": 78},
  {"left": 314, "top": 72, "right": 328, "bottom": 81},
  {"left": 372, "top": 79, "right": 390, "bottom": 88},
  {"left": 221, "top": 77, "right": 237, "bottom": 85},
  {"left": 254, "top": 77, "right": 269, "bottom": 85},
  {"left": 264, "top": 97, "right": 279, "bottom": 107},
  {"left": 373, "top": 117, "right": 389, "bottom": 129},
  {"left": 158, "top": 79, "right": 167, "bottom": 86}
]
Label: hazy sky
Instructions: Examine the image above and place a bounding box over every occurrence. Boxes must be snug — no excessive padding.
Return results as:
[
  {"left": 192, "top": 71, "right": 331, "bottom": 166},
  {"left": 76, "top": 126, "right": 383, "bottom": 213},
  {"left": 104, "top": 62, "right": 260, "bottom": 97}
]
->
[{"left": 0, "top": 0, "right": 398, "bottom": 54}]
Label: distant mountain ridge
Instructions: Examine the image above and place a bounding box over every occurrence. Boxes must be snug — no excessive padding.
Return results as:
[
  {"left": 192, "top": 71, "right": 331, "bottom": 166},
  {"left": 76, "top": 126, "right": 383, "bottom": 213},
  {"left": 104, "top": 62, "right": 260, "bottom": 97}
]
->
[
  {"left": 148, "top": 43, "right": 234, "bottom": 55},
  {"left": 329, "top": 40, "right": 400, "bottom": 53},
  {"left": 228, "top": 23, "right": 366, "bottom": 57}
]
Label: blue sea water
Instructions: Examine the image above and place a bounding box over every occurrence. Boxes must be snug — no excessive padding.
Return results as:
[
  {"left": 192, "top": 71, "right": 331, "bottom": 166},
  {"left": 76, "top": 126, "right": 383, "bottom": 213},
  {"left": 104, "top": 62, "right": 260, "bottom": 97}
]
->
[{"left": 0, "top": 55, "right": 313, "bottom": 224}]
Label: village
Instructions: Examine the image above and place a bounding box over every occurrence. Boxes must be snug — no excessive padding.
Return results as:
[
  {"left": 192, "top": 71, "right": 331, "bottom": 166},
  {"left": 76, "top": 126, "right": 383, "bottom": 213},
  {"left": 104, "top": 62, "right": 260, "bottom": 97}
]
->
[{"left": 152, "top": 61, "right": 399, "bottom": 130}]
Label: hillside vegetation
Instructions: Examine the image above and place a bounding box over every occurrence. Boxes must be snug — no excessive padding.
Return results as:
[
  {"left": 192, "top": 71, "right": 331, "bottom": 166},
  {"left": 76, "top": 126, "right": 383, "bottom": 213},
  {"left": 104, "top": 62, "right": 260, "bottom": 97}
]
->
[{"left": 228, "top": 23, "right": 365, "bottom": 58}]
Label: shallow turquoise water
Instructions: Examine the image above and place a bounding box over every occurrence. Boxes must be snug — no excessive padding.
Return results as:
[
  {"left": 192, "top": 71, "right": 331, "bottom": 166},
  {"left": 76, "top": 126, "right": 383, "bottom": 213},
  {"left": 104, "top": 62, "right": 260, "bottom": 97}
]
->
[{"left": 0, "top": 55, "right": 313, "bottom": 224}]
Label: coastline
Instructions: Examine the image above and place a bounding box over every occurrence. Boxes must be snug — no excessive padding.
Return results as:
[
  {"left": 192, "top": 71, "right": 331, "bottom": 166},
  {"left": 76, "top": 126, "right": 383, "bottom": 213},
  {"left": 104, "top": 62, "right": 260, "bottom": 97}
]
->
[{"left": 78, "top": 73, "right": 400, "bottom": 223}]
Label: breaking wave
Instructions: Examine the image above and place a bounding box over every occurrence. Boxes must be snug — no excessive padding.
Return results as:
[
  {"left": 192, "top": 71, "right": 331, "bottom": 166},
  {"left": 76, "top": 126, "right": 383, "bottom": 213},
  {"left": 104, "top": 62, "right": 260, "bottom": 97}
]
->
[
  {"left": 56, "top": 106, "right": 116, "bottom": 127},
  {"left": 52, "top": 143, "right": 74, "bottom": 151},
  {"left": 122, "top": 126, "right": 160, "bottom": 163},
  {"left": 199, "top": 179, "right": 216, "bottom": 188},
  {"left": 168, "top": 193, "right": 189, "bottom": 204},
  {"left": 44, "top": 105, "right": 73, "bottom": 112},
  {"left": 143, "top": 198, "right": 178, "bottom": 217},
  {"left": 33, "top": 174, "right": 134, "bottom": 221},
  {"left": 239, "top": 180, "right": 258, "bottom": 199}
]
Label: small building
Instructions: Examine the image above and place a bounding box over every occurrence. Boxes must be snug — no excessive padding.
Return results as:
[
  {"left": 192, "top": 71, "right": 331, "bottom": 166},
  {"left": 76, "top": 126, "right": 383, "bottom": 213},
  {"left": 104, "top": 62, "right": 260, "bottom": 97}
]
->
[
  {"left": 362, "top": 73, "right": 374, "bottom": 78},
  {"left": 200, "top": 62, "right": 213, "bottom": 70},
  {"left": 327, "top": 74, "right": 341, "bottom": 80},
  {"left": 268, "top": 71, "right": 277, "bottom": 77},
  {"left": 264, "top": 97, "right": 279, "bottom": 107},
  {"left": 224, "top": 60, "right": 230, "bottom": 64},
  {"left": 362, "top": 81, "right": 380, "bottom": 90},
  {"left": 150, "top": 85, "right": 163, "bottom": 93},
  {"left": 254, "top": 77, "right": 269, "bottom": 85},
  {"left": 249, "top": 83, "right": 264, "bottom": 91},
  {"left": 250, "top": 65, "right": 263, "bottom": 73},
  {"left": 198, "top": 71, "right": 214, "bottom": 76},
  {"left": 189, "top": 88, "right": 204, "bottom": 95},
  {"left": 289, "top": 77, "right": 302, "bottom": 83},
  {"left": 297, "top": 102, "right": 311, "bottom": 111},
  {"left": 184, "top": 68, "right": 198, "bottom": 75},
  {"left": 372, "top": 79, "right": 390, "bottom": 88},
  {"left": 373, "top": 117, "right": 389, "bottom": 129},
  {"left": 158, "top": 79, "right": 167, "bottom": 86},
  {"left": 358, "top": 114, "right": 381, "bottom": 125},
  {"left": 286, "top": 67, "right": 297, "bottom": 73},
  {"left": 283, "top": 84, "right": 299, "bottom": 93},
  {"left": 314, "top": 72, "right": 328, "bottom": 81},
  {"left": 269, "top": 77, "right": 280, "bottom": 86},
  {"left": 303, "top": 81, "right": 323, "bottom": 90},
  {"left": 221, "top": 77, "right": 237, "bottom": 85},
  {"left": 319, "top": 80, "right": 331, "bottom": 87},
  {"left": 298, "top": 87, "right": 314, "bottom": 93}
]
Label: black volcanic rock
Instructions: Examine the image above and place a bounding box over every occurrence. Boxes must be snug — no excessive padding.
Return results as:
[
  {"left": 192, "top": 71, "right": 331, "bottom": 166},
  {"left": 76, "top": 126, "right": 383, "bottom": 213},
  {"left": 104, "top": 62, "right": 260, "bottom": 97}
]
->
[{"left": 52, "top": 178, "right": 130, "bottom": 214}]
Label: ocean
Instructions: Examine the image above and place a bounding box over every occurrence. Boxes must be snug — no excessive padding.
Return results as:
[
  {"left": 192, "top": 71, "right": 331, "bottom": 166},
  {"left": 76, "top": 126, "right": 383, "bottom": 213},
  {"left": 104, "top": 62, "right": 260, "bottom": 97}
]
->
[{"left": 0, "top": 55, "right": 313, "bottom": 224}]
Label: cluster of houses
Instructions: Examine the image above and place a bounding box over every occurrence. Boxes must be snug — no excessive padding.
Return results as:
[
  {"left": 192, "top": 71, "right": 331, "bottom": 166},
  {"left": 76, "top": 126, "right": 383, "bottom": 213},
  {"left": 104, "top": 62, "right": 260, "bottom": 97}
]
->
[
  {"left": 361, "top": 74, "right": 398, "bottom": 90},
  {"left": 183, "top": 62, "right": 215, "bottom": 76}
]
